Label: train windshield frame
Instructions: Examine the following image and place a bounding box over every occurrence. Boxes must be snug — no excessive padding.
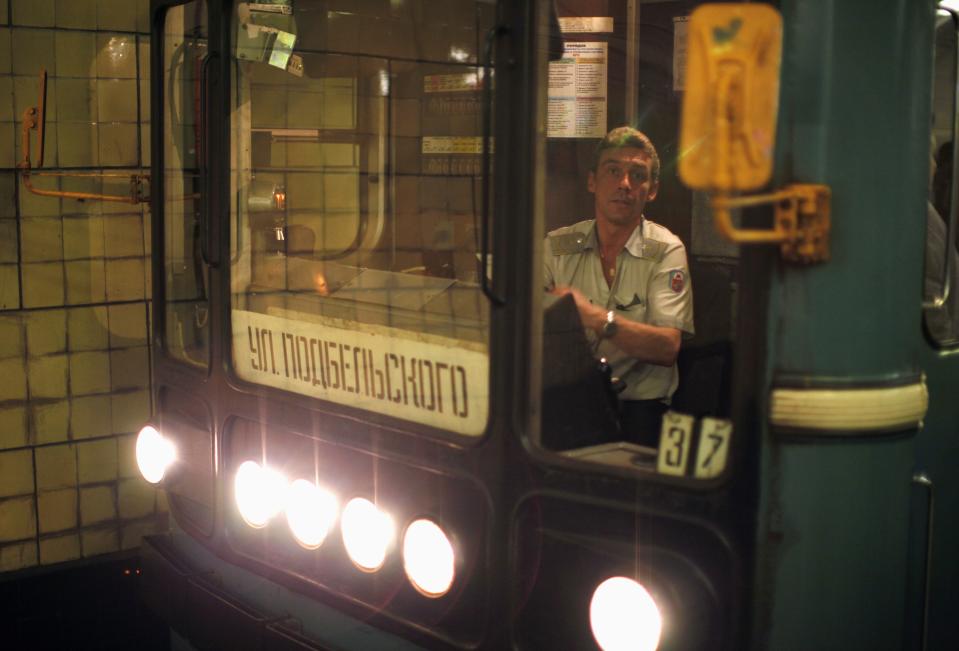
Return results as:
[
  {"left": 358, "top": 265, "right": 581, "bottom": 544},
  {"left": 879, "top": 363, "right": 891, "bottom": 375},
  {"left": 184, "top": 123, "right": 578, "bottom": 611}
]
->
[{"left": 155, "top": 0, "right": 748, "bottom": 484}]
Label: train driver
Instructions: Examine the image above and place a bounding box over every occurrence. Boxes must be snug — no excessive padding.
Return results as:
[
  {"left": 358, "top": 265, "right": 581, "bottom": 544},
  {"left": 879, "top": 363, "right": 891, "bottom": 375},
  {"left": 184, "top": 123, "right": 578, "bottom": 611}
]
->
[{"left": 544, "top": 126, "right": 695, "bottom": 446}]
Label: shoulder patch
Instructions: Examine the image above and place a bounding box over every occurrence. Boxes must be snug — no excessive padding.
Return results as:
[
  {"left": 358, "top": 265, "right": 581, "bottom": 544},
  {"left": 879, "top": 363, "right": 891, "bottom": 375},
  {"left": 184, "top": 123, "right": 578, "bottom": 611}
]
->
[
  {"left": 669, "top": 269, "right": 687, "bottom": 293},
  {"left": 548, "top": 232, "right": 589, "bottom": 256},
  {"left": 640, "top": 239, "right": 668, "bottom": 261}
]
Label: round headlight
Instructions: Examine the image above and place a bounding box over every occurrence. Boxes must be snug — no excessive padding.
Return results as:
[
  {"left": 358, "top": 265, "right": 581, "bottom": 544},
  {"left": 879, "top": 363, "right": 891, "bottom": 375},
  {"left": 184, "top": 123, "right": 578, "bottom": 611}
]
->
[
  {"left": 403, "top": 518, "right": 455, "bottom": 597},
  {"left": 286, "top": 478, "right": 338, "bottom": 549},
  {"left": 341, "top": 497, "right": 395, "bottom": 572},
  {"left": 234, "top": 460, "right": 288, "bottom": 529},
  {"left": 589, "top": 576, "right": 662, "bottom": 651},
  {"left": 135, "top": 425, "right": 176, "bottom": 484}
]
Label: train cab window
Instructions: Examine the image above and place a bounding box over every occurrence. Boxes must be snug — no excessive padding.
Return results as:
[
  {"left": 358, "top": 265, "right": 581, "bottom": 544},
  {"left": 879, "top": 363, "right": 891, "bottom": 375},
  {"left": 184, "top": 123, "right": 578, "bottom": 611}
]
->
[
  {"left": 533, "top": 1, "right": 736, "bottom": 478},
  {"left": 925, "top": 7, "right": 959, "bottom": 346},
  {"left": 228, "top": 0, "right": 492, "bottom": 437},
  {"left": 162, "top": 2, "right": 210, "bottom": 368}
]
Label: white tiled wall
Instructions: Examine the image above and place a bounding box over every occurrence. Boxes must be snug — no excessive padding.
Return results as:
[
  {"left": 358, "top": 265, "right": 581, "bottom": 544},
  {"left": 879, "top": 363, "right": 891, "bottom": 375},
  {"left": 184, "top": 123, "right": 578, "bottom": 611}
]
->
[{"left": 0, "top": 0, "right": 164, "bottom": 573}]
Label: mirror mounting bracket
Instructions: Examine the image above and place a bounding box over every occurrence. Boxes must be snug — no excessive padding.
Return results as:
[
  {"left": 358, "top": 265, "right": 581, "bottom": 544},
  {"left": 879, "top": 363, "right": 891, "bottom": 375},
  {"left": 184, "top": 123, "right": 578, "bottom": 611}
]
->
[{"left": 712, "top": 184, "right": 831, "bottom": 264}]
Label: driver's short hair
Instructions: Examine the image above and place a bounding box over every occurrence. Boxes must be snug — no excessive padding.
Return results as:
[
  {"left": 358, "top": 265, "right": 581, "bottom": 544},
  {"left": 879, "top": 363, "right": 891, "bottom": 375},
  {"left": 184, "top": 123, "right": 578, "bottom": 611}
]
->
[{"left": 592, "top": 126, "right": 660, "bottom": 183}]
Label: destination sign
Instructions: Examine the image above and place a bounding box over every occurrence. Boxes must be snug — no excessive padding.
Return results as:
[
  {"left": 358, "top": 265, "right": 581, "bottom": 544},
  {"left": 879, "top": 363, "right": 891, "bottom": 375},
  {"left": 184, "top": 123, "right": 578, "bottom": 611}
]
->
[{"left": 233, "top": 310, "right": 489, "bottom": 436}]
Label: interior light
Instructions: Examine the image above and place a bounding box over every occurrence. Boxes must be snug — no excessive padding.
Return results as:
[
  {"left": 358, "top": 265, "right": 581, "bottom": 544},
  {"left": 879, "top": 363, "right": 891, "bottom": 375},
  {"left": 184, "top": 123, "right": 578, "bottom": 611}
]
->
[
  {"left": 135, "top": 425, "right": 176, "bottom": 484},
  {"left": 286, "top": 478, "right": 338, "bottom": 549},
  {"left": 589, "top": 576, "right": 662, "bottom": 651},
  {"left": 448, "top": 46, "right": 469, "bottom": 63},
  {"left": 341, "top": 497, "right": 395, "bottom": 572},
  {"left": 378, "top": 69, "right": 390, "bottom": 96},
  {"left": 234, "top": 460, "right": 288, "bottom": 529},
  {"left": 402, "top": 519, "right": 455, "bottom": 597}
]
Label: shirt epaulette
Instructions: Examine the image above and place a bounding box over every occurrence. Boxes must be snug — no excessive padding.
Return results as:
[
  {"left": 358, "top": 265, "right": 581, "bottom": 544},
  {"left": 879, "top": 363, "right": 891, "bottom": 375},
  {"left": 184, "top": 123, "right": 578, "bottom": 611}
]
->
[
  {"left": 640, "top": 239, "right": 668, "bottom": 262},
  {"left": 548, "top": 231, "right": 590, "bottom": 255}
]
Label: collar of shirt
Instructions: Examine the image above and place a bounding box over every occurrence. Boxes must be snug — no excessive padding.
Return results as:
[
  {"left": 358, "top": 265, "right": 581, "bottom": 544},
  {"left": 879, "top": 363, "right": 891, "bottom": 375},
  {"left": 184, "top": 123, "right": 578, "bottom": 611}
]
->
[
  {"left": 584, "top": 217, "right": 647, "bottom": 257},
  {"left": 623, "top": 218, "right": 647, "bottom": 257}
]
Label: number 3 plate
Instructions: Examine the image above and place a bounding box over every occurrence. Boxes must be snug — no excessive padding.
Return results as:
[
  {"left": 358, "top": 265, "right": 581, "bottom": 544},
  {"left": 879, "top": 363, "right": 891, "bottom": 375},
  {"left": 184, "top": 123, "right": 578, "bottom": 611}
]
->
[{"left": 657, "top": 412, "right": 695, "bottom": 476}]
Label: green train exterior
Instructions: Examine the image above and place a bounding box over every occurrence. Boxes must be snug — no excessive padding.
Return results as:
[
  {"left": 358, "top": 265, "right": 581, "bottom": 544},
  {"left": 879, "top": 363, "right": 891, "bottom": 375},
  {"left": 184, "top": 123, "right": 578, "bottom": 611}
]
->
[{"left": 138, "top": 0, "right": 958, "bottom": 649}]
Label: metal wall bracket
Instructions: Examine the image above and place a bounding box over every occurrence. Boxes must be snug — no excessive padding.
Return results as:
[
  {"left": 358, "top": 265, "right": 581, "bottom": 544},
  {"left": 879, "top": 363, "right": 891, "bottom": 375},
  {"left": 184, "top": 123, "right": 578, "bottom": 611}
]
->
[
  {"left": 18, "top": 68, "right": 151, "bottom": 205},
  {"left": 711, "top": 183, "right": 831, "bottom": 263}
]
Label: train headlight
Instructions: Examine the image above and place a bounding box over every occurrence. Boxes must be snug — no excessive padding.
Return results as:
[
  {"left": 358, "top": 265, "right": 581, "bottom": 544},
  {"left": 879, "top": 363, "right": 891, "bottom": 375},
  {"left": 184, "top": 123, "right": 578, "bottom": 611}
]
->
[
  {"left": 235, "top": 460, "right": 288, "bottom": 528},
  {"left": 341, "top": 497, "right": 394, "bottom": 572},
  {"left": 286, "top": 478, "right": 338, "bottom": 549},
  {"left": 589, "top": 576, "right": 662, "bottom": 651},
  {"left": 403, "top": 519, "right": 455, "bottom": 597},
  {"left": 136, "top": 425, "right": 176, "bottom": 484}
]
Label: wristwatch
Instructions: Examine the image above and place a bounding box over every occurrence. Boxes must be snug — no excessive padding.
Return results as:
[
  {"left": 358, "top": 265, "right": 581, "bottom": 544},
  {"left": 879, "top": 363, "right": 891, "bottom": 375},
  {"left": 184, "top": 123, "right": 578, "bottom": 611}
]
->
[{"left": 601, "top": 310, "right": 618, "bottom": 339}]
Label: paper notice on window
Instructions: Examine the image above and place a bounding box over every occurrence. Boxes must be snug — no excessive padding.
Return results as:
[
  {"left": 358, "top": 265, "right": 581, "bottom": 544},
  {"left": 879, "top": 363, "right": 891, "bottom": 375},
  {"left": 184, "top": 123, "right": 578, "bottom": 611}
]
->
[
  {"left": 423, "top": 72, "right": 480, "bottom": 93},
  {"left": 673, "top": 16, "right": 689, "bottom": 91},
  {"left": 421, "top": 136, "right": 486, "bottom": 155},
  {"left": 547, "top": 42, "right": 608, "bottom": 138},
  {"left": 558, "top": 17, "right": 614, "bottom": 34}
]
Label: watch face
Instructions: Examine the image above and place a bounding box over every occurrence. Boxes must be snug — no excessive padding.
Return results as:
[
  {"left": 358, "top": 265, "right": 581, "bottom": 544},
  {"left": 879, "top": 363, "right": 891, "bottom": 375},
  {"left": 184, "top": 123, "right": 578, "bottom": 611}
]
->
[{"left": 603, "top": 311, "right": 617, "bottom": 338}]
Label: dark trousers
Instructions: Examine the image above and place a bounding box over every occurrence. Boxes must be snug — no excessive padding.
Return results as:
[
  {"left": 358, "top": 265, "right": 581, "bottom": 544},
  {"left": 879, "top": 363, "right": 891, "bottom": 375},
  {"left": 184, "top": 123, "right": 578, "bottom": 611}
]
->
[{"left": 621, "top": 399, "right": 668, "bottom": 447}]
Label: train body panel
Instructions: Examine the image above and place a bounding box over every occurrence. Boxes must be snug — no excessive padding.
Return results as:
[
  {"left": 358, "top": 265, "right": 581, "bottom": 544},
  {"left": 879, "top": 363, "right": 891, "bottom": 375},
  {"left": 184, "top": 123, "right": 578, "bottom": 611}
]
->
[{"left": 752, "top": 1, "right": 943, "bottom": 649}]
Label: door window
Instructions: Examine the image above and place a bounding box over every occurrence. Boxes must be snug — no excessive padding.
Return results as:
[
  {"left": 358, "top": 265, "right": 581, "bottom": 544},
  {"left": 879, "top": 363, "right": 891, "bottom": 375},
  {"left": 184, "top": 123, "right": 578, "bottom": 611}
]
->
[{"left": 162, "top": 1, "right": 210, "bottom": 368}]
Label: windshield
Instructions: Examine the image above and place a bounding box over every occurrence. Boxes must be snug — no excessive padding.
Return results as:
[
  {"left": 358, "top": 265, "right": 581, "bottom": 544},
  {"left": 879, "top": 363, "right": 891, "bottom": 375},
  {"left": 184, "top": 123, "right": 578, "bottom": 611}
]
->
[
  {"left": 533, "top": 0, "right": 737, "bottom": 480},
  {"left": 228, "top": 0, "right": 493, "bottom": 437}
]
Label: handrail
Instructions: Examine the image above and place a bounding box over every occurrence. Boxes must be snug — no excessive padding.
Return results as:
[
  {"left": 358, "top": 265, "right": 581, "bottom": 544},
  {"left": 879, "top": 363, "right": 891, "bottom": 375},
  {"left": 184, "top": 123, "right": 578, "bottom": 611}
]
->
[
  {"left": 481, "top": 25, "right": 508, "bottom": 306},
  {"left": 17, "top": 68, "right": 150, "bottom": 204},
  {"left": 199, "top": 53, "right": 220, "bottom": 267},
  {"left": 924, "top": 5, "right": 959, "bottom": 310}
]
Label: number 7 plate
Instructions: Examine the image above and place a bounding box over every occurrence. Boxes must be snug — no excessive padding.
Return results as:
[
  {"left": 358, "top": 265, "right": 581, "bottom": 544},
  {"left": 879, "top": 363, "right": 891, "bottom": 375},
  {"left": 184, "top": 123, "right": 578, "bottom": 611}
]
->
[{"left": 693, "top": 417, "right": 732, "bottom": 479}]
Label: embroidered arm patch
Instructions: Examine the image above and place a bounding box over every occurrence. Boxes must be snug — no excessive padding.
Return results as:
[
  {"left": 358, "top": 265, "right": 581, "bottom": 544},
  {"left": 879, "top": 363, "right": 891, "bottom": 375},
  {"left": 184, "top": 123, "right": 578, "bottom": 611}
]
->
[{"left": 669, "top": 269, "right": 686, "bottom": 293}]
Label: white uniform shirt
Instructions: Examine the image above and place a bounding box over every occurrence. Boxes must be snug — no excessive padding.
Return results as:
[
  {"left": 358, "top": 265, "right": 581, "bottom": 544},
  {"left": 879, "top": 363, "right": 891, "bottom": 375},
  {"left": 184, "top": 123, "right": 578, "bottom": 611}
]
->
[{"left": 544, "top": 218, "right": 695, "bottom": 401}]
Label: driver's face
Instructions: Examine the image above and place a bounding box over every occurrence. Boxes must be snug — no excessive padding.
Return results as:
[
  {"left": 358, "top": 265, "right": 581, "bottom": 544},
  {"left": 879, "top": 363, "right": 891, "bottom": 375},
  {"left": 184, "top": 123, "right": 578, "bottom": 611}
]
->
[{"left": 588, "top": 147, "right": 658, "bottom": 228}]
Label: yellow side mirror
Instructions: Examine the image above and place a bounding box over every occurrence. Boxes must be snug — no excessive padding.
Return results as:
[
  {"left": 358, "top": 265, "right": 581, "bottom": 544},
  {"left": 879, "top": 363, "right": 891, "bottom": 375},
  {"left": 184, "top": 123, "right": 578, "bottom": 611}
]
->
[{"left": 679, "top": 4, "right": 783, "bottom": 191}]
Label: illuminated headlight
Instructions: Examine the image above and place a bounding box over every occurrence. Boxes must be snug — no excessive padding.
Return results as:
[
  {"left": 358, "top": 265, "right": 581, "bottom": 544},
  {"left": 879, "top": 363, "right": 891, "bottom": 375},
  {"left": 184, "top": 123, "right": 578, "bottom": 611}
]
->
[
  {"left": 403, "top": 518, "right": 455, "bottom": 598},
  {"left": 136, "top": 425, "right": 176, "bottom": 484},
  {"left": 234, "top": 460, "right": 288, "bottom": 529},
  {"left": 286, "top": 478, "right": 338, "bottom": 549},
  {"left": 341, "top": 497, "right": 395, "bottom": 572},
  {"left": 590, "top": 577, "right": 662, "bottom": 651}
]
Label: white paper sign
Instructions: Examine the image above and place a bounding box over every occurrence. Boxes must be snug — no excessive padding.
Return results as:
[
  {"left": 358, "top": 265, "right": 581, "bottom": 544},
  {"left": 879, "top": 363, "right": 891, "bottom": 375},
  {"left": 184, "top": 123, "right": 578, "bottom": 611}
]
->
[
  {"left": 558, "top": 17, "right": 614, "bottom": 34},
  {"left": 423, "top": 72, "right": 480, "bottom": 93},
  {"left": 233, "top": 310, "right": 489, "bottom": 436},
  {"left": 548, "top": 42, "right": 608, "bottom": 138}
]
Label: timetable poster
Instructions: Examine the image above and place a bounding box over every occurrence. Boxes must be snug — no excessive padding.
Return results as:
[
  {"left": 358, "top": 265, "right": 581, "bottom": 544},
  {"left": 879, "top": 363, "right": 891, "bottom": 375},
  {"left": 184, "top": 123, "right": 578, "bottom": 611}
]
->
[
  {"left": 673, "top": 15, "right": 689, "bottom": 91},
  {"left": 547, "top": 41, "right": 608, "bottom": 138}
]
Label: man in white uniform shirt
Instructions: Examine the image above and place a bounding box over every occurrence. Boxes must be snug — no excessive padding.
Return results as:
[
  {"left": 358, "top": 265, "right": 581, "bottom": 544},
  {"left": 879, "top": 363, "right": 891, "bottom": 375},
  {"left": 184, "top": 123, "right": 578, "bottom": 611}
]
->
[{"left": 544, "top": 126, "right": 695, "bottom": 446}]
